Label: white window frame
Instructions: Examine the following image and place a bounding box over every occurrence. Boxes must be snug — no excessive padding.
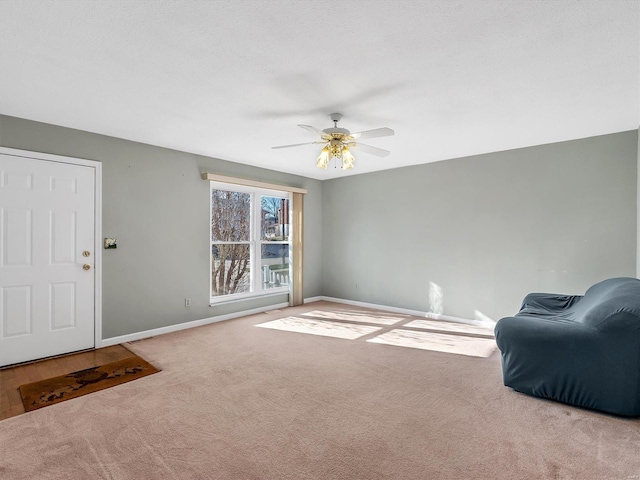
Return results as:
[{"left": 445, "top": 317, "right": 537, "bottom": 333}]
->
[{"left": 210, "top": 181, "right": 290, "bottom": 304}]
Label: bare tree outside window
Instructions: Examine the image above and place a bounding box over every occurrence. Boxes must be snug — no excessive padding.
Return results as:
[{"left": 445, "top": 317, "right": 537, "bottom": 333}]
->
[
  {"left": 211, "top": 189, "right": 251, "bottom": 296},
  {"left": 261, "top": 196, "right": 289, "bottom": 241},
  {"left": 261, "top": 196, "right": 280, "bottom": 223}
]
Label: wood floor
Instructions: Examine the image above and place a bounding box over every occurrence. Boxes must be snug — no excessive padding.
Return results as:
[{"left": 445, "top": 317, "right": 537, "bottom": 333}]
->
[{"left": 0, "top": 345, "right": 135, "bottom": 421}]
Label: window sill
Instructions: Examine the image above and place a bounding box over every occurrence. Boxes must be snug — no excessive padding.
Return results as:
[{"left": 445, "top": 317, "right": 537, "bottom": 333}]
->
[{"left": 209, "top": 289, "right": 289, "bottom": 307}]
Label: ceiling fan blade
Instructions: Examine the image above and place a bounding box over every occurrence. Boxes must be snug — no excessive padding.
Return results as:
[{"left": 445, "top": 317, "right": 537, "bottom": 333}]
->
[
  {"left": 298, "top": 124, "right": 325, "bottom": 136},
  {"left": 271, "top": 141, "right": 323, "bottom": 150},
  {"left": 350, "top": 127, "right": 395, "bottom": 140},
  {"left": 351, "top": 143, "right": 390, "bottom": 157}
]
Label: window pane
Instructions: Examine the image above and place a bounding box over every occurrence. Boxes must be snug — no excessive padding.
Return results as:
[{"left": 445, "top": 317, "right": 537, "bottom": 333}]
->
[
  {"left": 261, "top": 196, "right": 289, "bottom": 241},
  {"left": 212, "top": 244, "right": 251, "bottom": 296},
  {"left": 212, "top": 189, "right": 251, "bottom": 241},
  {"left": 261, "top": 244, "right": 289, "bottom": 290}
]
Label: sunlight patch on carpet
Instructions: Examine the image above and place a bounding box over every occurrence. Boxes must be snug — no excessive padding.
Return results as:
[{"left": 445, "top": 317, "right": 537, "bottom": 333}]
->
[
  {"left": 403, "top": 319, "right": 495, "bottom": 337},
  {"left": 301, "top": 309, "right": 406, "bottom": 325},
  {"left": 367, "top": 329, "right": 497, "bottom": 357},
  {"left": 256, "top": 316, "right": 382, "bottom": 339}
]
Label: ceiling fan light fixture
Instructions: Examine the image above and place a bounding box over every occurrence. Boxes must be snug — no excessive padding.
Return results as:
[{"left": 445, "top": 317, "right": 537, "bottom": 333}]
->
[
  {"left": 316, "top": 145, "right": 330, "bottom": 169},
  {"left": 273, "top": 113, "right": 394, "bottom": 172},
  {"left": 341, "top": 145, "right": 355, "bottom": 170}
]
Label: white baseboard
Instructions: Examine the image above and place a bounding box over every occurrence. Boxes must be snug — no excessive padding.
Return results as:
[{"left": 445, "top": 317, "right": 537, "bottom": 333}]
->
[
  {"left": 303, "top": 296, "right": 323, "bottom": 304},
  {"left": 99, "top": 302, "right": 290, "bottom": 347},
  {"left": 318, "top": 296, "right": 494, "bottom": 327}
]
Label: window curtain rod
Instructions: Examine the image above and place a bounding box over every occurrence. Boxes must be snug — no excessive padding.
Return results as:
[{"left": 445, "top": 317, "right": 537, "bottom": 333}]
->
[{"left": 201, "top": 173, "right": 307, "bottom": 195}]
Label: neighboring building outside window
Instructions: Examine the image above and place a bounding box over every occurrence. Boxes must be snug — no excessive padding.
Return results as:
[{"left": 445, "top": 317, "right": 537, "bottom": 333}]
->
[{"left": 210, "top": 182, "right": 290, "bottom": 302}]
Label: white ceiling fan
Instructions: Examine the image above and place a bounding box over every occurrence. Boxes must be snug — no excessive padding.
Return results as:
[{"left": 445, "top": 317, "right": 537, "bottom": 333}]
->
[{"left": 272, "top": 113, "right": 394, "bottom": 170}]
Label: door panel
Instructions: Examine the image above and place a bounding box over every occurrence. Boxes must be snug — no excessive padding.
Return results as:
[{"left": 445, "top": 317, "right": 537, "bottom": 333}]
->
[
  {"left": 0, "top": 154, "right": 96, "bottom": 366},
  {"left": 2, "top": 208, "right": 32, "bottom": 265},
  {"left": 2, "top": 285, "right": 32, "bottom": 336}
]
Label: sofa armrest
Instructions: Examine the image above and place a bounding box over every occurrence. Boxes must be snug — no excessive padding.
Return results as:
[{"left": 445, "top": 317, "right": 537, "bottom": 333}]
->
[
  {"left": 519, "top": 293, "right": 582, "bottom": 314},
  {"left": 495, "top": 314, "right": 591, "bottom": 351}
]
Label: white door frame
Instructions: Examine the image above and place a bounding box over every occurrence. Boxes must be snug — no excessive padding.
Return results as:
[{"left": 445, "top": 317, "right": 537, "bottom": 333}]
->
[{"left": 0, "top": 146, "right": 103, "bottom": 349}]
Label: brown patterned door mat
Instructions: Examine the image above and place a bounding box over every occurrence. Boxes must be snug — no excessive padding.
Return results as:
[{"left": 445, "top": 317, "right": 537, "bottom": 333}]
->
[{"left": 18, "top": 355, "right": 160, "bottom": 412}]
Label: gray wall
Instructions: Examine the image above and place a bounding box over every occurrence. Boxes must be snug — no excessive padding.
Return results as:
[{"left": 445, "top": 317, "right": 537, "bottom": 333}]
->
[
  {"left": 2, "top": 114, "right": 637, "bottom": 336},
  {"left": 0, "top": 115, "right": 323, "bottom": 339},
  {"left": 322, "top": 131, "right": 638, "bottom": 321},
  {"left": 637, "top": 126, "right": 640, "bottom": 278}
]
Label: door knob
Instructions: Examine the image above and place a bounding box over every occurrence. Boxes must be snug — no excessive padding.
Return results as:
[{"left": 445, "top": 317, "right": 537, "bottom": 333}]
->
[
  {"left": 83, "top": 264, "right": 91, "bottom": 270},
  {"left": 83, "top": 251, "right": 91, "bottom": 257}
]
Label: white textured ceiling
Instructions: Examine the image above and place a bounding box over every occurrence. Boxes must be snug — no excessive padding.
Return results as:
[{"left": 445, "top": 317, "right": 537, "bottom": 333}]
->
[{"left": 1, "top": 0, "right": 638, "bottom": 180}]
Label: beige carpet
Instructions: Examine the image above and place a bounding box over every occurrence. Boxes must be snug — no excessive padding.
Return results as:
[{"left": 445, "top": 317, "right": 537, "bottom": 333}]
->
[{"left": 0, "top": 301, "right": 638, "bottom": 479}]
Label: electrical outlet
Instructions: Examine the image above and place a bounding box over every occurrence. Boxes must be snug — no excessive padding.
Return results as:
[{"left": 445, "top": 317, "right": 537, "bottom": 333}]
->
[{"left": 185, "top": 298, "right": 191, "bottom": 308}]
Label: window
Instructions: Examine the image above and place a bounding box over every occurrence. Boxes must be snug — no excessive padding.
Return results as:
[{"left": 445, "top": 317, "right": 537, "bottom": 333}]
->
[{"left": 210, "top": 182, "right": 290, "bottom": 302}]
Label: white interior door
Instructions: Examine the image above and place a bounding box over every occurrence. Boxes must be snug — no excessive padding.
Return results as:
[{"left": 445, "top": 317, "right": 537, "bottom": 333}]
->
[{"left": 0, "top": 153, "right": 96, "bottom": 366}]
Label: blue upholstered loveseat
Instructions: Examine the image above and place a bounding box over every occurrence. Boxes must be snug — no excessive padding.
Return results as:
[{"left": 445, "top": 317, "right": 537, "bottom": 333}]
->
[{"left": 494, "top": 277, "right": 640, "bottom": 416}]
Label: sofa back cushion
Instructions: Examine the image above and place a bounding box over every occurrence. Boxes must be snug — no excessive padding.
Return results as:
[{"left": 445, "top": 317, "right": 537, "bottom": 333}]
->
[{"left": 573, "top": 277, "right": 640, "bottom": 329}]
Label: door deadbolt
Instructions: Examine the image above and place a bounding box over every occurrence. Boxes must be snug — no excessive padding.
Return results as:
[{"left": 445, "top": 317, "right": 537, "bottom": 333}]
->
[
  {"left": 83, "top": 251, "right": 91, "bottom": 257},
  {"left": 83, "top": 264, "right": 91, "bottom": 270}
]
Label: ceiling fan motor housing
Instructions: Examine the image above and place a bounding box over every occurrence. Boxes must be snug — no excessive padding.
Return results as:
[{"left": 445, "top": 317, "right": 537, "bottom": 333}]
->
[
  {"left": 324, "top": 113, "right": 350, "bottom": 135},
  {"left": 323, "top": 127, "right": 351, "bottom": 135}
]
